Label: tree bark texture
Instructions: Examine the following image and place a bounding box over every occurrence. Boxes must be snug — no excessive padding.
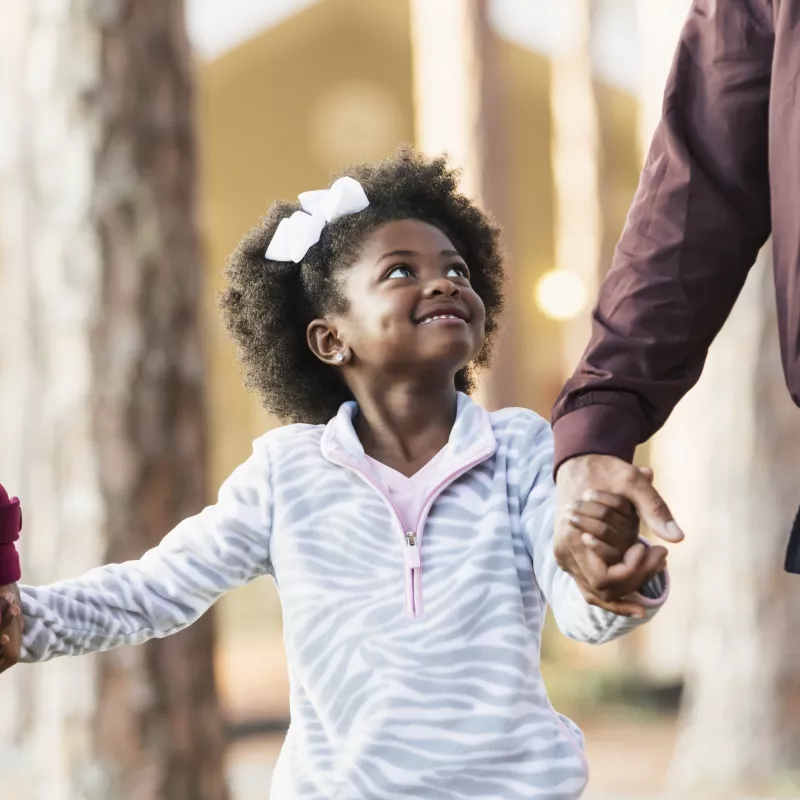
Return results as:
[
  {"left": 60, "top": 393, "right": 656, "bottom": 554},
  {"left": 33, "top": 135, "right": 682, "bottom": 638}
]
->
[
  {"left": 408, "top": 0, "right": 515, "bottom": 411},
  {"left": 633, "top": 0, "right": 697, "bottom": 684},
  {"left": 549, "top": 0, "right": 602, "bottom": 372},
  {"left": 0, "top": 2, "right": 227, "bottom": 798},
  {"left": 666, "top": 250, "right": 800, "bottom": 797}
]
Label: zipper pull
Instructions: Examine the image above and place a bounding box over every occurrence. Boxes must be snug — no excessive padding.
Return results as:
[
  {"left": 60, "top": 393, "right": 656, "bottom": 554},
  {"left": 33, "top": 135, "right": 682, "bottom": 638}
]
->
[{"left": 405, "top": 531, "right": 421, "bottom": 568}]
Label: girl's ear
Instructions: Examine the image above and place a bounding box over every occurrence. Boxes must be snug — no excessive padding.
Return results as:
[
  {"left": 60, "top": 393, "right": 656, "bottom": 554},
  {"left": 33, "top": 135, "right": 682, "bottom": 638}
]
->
[{"left": 307, "top": 320, "right": 348, "bottom": 365}]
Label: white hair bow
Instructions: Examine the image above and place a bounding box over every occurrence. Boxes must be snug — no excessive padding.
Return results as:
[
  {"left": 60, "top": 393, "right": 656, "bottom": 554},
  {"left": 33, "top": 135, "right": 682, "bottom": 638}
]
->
[{"left": 265, "top": 176, "right": 370, "bottom": 263}]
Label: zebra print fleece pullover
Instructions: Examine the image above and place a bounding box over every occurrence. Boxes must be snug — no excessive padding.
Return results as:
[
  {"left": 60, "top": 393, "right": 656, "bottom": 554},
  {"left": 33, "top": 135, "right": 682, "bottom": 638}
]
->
[{"left": 19, "top": 394, "right": 667, "bottom": 799}]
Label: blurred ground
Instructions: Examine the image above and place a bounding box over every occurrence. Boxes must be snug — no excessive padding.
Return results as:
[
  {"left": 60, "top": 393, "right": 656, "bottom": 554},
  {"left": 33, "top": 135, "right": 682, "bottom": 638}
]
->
[
  {"left": 219, "top": 630, "right": 683, "bottom": 799},
  {"left": 219, "top": 622, "right": 800, "bottom": 800},
  {"left": 224, "top": 714, "right": 677, "bottom": 799}
]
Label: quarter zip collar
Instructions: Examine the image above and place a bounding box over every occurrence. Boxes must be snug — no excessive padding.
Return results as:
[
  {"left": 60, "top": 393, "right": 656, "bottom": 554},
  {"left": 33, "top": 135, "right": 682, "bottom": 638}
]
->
[
  {"left": 321, "top": 392, "right": 497, "bottom": 619},
  {"left": 320, "top": 391, "right": 497, "bottom": 473}
]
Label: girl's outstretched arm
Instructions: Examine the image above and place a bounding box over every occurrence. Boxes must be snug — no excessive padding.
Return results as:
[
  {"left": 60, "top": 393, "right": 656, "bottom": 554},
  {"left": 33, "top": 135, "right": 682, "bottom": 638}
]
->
[
  {"left": 518, "top": 416, "right": 668, "bottom": 646},
  {"left": 19, "top": 438, "right": 273, "bottom": 662}
]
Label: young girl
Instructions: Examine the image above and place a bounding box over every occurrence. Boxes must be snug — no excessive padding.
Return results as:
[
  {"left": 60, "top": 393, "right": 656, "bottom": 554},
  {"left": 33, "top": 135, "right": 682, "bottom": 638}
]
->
[{"left": 0, "top": 149, "right": 667, "bottom": 799}]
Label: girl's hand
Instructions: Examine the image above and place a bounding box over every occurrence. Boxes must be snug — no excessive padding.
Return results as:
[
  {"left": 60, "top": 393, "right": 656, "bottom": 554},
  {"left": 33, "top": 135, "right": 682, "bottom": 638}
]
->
[
  {"left": 568, "top": 467, "right": 667, "bottom": 565},
  {"left": 0, "top": 585, "right": 22, "bottom": 673},
  {"left": 565, "top": 475, "right": 668, "bottom": 616},
  {"left": 567, "top": 489, "right": 641, "bottom": 565}
]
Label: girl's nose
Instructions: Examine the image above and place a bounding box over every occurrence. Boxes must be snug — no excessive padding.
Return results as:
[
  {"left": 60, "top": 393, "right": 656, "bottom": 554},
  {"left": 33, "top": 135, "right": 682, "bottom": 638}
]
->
[{"left": 423, "top": 278, "right": 461, "bottom": 298}]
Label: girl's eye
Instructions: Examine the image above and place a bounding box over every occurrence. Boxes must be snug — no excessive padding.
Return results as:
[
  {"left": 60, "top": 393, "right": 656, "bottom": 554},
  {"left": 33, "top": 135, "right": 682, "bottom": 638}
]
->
[
  {"left": 447, "top": 265, "right": 469, "bottom": 279},
  {"left": 386, "top": 266, "right": 413, "bottom": 280}
]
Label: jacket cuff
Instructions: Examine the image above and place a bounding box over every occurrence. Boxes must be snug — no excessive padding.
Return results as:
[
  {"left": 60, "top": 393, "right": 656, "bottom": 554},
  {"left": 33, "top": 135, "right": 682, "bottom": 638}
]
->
[
  {"left": 0, "top": 546, "right": 21, "bottom": 585},
  {"left": 552, "top": 403, "right": 641, "bottom": 476},
  {"left": 628, "top": 569, "right": 669, "bottom": 608},
  {"left": 0, "top": 492, "right": 21, "bottom": 584}
]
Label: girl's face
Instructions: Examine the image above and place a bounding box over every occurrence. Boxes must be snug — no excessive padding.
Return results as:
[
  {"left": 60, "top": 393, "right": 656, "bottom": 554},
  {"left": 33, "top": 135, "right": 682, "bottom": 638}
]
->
[{"left": 308, "top": 219, "right": 486, "bottom": 389}]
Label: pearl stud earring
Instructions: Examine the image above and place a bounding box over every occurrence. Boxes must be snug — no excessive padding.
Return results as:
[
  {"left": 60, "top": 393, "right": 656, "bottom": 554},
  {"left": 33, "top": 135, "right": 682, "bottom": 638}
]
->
[{"left": 335, "top": 353, "right": 345, "bottom": 363}]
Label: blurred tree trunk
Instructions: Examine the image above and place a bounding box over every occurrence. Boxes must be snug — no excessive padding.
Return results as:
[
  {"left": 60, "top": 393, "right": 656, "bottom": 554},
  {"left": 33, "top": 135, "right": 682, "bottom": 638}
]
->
[
  {"left": 408, "top": 0, "right": 515, "bottom": 410},
  {"left": 546, "top": 0, "right": 620, "bottom": 669},
  {"left": 666, "top": 250, "right": 800, "bottom": 796},
  {"left": 0, "top": 2, "right": 227, "bottom": 799},
  {"left": 634, "top": 1, "right": 800, "bottom": 793},
  {"left": 634, "top": 0, "right": 698, "bottom": 686},
  {"left": 549, "top": 0, "right": 601, "bottom": 373}
]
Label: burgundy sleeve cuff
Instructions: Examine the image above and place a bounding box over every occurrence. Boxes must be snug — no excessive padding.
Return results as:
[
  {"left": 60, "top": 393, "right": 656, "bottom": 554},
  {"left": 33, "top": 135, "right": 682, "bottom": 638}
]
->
[
  {"left": 0, "top": 547, "right": 21, "bottom": 584},
  {"left": 552, "top": 403, "right": 642, "bottom": 476},
  {"left": 0, "top": 493, "right": 22, "bottom": 585}
]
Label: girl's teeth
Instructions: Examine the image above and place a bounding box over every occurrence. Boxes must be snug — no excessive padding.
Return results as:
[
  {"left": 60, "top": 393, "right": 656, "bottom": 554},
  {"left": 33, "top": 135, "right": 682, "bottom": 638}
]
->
[{"left": 420, "top": 314, "right": 458, "bottom": 324}]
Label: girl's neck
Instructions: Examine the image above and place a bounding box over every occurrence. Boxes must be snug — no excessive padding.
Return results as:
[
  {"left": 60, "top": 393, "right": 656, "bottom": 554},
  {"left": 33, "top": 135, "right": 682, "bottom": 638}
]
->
[{"left": 352, "top": 383, "right": 458, "bottom": 475}]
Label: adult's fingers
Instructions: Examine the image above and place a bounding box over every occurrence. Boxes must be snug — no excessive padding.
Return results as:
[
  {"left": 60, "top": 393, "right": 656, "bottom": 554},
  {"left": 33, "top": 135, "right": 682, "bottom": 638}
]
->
[
  {"left": 592, "top": 542, "right": 660, "bottom": 599},
  {"left": 635, "top": 545, "right": 669, "bottom": 587},
  {"left": 596, "top": 542, "right": 646, "bottom": 589},
  {"left": 570, "top": 542, "right": 621, "bottom": 591},
  {"left": 0, "top": 591, "right": 20, "bottom": 673},
  {"left": 564, "top": 531, "right": 666, "bottom": 606},
  {"left": 0, "top": 594, "right": 18, "bottom": 637},
  {"left": 626, "top": 473, "right": 684, "bottom": 543},
  {"left": 0, "top": 599, "right": 8, "bottom": 671},
  {"left": 579, "top": 585, "right": 647, "bottom": 618},
  {"left": 598, "top": 543, "right": 667, "bottom": 599},
  {"left": 592, "top": 598, "right": 648, "bottom": 618}
]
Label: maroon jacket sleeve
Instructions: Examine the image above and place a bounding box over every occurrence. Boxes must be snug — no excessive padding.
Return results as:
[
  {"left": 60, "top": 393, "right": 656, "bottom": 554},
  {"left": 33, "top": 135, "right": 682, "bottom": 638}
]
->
[
  {"left": 551, "top": 0, "right": 775, "bottom": 473},
  {"left": 0, "top": 487, "right": 21, "bottom": 585}
]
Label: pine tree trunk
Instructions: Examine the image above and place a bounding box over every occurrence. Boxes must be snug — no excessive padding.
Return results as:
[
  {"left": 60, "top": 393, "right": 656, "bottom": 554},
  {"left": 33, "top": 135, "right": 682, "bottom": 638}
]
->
[
  {"left": 634, "top": 0, "right": 697, "bottom": 685},
  {"left": 666, "top": 250, "right": 800, "bottom": 796},
  {"left": 0, "top": 2, "right": 227, "bottom": 798},
  {"left": 408, "top": 0, "right": 515, "bottom": 410},
  {"left": 549, "top": 0, "right": 602, "bottom": 372}
]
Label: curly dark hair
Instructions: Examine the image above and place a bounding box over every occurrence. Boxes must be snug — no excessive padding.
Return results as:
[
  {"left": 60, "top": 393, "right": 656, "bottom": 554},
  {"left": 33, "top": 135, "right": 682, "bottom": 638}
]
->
[{"left": 219, "top": 147, "right": 505, "bottom": 425}]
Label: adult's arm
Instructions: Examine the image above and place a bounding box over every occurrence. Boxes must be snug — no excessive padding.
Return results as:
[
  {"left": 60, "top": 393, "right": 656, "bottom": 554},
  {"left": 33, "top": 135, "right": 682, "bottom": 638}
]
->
[{"left": 552, "top": 0, "right": 774, "bottom": 472}]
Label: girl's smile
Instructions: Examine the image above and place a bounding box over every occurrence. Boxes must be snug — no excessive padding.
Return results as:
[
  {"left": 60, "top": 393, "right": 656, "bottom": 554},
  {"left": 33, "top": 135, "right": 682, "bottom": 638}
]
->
[{"left": 416, "top": 313, "right": 468, "bottom": 325}]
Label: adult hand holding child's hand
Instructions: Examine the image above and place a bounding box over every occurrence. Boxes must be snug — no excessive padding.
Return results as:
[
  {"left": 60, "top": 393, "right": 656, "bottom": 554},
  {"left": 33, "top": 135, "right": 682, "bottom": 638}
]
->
[
  {"left": 0, "top": 586, "right": 22, "bottom": 673},
  {"left": 555, "top": 455, "right": 681, "bottom": 617}
]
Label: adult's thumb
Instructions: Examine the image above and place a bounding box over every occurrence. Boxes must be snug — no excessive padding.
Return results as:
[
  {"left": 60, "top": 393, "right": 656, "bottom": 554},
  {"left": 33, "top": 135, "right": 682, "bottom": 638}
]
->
[{"left": 631, "top": 477, "right": 684, "bottom": 543}]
